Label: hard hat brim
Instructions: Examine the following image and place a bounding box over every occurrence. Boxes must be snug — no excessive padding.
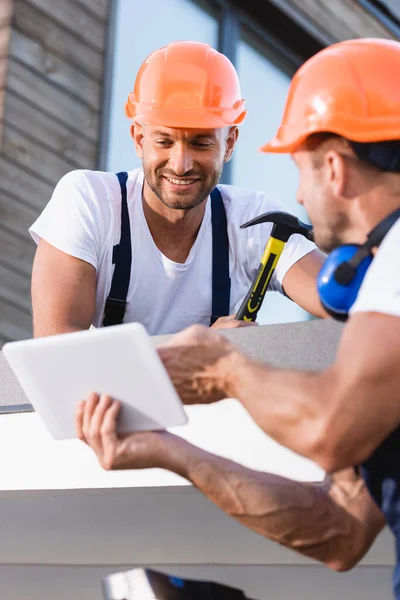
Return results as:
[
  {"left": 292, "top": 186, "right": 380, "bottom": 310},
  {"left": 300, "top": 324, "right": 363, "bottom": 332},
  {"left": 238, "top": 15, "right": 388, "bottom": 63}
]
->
[
  {"left": 259, "top": 138, "right": 297, "bottom": 154},
  {"left": 260, "top": 117, "right": 400, "bottom": 154},
  {"left": 129, "top": 103, "right": 247, "bottom": 130}
]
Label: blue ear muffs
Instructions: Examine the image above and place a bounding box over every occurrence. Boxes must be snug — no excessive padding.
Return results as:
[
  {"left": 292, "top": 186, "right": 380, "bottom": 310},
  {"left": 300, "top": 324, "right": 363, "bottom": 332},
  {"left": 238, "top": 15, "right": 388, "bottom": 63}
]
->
[
  {"left": 317, "top": 245, "right": 373, "bottom": 321},
  {"left": 316, "top": 207, "right": 400, "bottom": 321}
]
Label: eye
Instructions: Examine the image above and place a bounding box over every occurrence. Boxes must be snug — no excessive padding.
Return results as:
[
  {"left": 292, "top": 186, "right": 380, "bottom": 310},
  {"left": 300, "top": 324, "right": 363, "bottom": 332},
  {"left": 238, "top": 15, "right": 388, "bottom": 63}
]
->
[
  {"left": 156, "top": 139, "right": 173, "bottom": 147},
  {"left": 193, "top": 141, "right": 212, "bottom": 149}
]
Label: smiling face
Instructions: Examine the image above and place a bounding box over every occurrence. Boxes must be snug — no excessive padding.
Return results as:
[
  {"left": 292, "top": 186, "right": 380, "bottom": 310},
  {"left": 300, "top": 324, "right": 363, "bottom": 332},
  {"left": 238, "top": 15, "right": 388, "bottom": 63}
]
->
[{"left": 132, "top": 125, "right": 238, "bottom": 210}]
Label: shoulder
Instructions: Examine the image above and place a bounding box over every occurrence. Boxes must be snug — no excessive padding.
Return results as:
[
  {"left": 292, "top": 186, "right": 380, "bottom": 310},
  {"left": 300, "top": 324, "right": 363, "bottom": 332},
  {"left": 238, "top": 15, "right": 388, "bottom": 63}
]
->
[
  {"left": 54, "top": 169, "right": 122, "bottom": 197},
  {"left": 377, "top": 216, "right": 400, "bottom": 252},
  {"left": 49, "top": 170, "right": 118, "bottom": 225},
  {"left": 217, "top": 184, "right": 293, "bottom": 240},
  {"left": 52, "top": 168, "right": 142, "bottom": 215},
  {"left": 351, "top": 217, "right": 400, "bottom": 316},
  {"left": 365, "top": 217, "right": 400, "bottom": 274},
  {"left": 218, "top": 184, "right": 288, "bottom": 224}
]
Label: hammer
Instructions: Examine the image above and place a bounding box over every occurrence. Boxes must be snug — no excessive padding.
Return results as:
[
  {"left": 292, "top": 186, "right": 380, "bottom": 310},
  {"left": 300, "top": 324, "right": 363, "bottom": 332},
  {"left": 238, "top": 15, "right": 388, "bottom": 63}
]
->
[{"left": 235, "top": 211, "right": 314, "bottom": 322}]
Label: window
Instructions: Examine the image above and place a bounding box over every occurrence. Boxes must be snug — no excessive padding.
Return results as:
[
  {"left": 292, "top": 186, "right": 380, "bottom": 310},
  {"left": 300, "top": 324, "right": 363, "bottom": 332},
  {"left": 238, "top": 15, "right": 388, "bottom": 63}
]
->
[
  {"left": 103, "top": 0, "right": 316, "bottom": 325},
  {"left": 105, "top": 0, "right": 219, "bottom": 172},
  {"left": 233, "top": 30, "right": 310, "bottom": 324}
]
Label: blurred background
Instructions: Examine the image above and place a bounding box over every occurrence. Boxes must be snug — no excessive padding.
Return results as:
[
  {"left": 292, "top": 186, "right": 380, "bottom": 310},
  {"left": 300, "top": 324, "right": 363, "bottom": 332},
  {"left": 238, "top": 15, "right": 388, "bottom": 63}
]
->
[{"left": 0, "top": 0, "right": 399, "bottom": 342}]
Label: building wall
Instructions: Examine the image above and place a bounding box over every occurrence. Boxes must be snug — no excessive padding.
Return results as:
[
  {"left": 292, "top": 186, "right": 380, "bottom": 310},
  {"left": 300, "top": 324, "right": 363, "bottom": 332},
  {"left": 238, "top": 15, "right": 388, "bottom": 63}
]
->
[
  {"left": 0, "top": 320, "right": 394, "bottom": 600},
  {"left": 267, "top": 0, "right": 399, "bottom": 43},
  {"left": 0, "top": 0, "right": 398, "bottom": 343},
  {"left": 0, "top": 0, "right": 110, "bottom": 344},
  {"left": 0, "top": 2, "right": 13, "bottom": 129}
]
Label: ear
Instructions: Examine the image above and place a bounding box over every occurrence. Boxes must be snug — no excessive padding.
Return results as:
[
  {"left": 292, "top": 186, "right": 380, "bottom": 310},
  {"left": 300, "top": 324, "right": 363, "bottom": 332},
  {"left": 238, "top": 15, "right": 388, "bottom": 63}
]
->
[
  {"left": 324, "top": 150, "right": 347, "bottom": 199},
  {"left": 223, "top": 126, "right": 239, "bottom": 163},
  {"left": 131, "top": 123, "right": 144, "bottom": 159}
]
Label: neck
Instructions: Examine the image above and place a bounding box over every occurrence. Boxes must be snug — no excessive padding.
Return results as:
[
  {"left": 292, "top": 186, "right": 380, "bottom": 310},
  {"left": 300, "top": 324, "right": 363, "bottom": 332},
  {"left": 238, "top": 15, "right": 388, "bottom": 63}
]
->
[
  {"left": 344, "top": 183, "right": 400, "bottom": 246},
  {"left": 142, "top": 179, "right": 208, "bottom": 263}
]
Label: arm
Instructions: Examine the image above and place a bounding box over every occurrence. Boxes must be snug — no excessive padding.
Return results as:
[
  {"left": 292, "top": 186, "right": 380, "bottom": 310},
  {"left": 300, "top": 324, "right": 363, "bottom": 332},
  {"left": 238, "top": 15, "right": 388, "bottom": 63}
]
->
[
  {"left": 76, "top": 394, "right": 385, "bottom": 571},
  {"left": 31, "top": 239, "right": 96, "bottom": 337},
  {"left": 159, "top": 312, "right": 400, "bottom": 472},
  {"left": 224, "top": 312, "right": 400, "bottom": 470},
  {"left": 185, "top": 454, "right": 384, "bottom": 571},
  {"left": 282, "top": 249, "right": 328, "bottom": 318}
]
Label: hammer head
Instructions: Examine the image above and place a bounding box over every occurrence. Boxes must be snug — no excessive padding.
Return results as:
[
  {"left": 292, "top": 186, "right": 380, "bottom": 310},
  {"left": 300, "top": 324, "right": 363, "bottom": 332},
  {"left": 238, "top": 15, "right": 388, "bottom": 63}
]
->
[{"left": 240, "top": 211, "right": 314, "bottom": 242}]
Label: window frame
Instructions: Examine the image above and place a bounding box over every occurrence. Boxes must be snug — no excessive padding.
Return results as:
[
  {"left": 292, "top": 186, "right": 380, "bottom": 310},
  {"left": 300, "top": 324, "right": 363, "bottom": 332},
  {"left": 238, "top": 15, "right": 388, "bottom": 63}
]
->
[{"left": 98, "top": 0, "right": 324, "bottom": 175}]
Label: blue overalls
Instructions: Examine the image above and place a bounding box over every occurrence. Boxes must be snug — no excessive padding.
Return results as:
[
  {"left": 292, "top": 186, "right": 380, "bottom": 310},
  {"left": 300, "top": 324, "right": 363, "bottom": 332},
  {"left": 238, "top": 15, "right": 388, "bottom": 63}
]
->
[
  {"left": 103, "top": 171, "right": 231, "bottom": 328},
  {"left": 361, "top": 427, "right": 400, "bottom": 597}
]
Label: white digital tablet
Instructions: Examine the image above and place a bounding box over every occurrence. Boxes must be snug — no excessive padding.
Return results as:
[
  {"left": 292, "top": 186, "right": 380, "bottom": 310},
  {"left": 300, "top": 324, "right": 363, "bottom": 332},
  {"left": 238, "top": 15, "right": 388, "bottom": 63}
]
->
[{"left": 2, "top": 323, "right": 188, "bottom": 440}]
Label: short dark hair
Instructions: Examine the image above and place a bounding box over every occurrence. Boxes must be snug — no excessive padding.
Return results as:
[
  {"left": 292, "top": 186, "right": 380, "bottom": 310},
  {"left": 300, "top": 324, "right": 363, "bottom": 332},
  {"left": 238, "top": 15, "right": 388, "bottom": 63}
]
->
[{"left": 305, "top": 133, "right": 400, "bottom": 173}]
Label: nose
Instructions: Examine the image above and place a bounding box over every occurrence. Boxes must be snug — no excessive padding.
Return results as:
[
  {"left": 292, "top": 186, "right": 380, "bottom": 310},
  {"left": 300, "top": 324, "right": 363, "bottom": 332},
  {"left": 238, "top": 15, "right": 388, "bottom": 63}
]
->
[
  {"left": 296, "top": 187, "right": 304, "bottom": 206},
  {"left": 168, "top": 143, "right": 194, "bottom": 176}
]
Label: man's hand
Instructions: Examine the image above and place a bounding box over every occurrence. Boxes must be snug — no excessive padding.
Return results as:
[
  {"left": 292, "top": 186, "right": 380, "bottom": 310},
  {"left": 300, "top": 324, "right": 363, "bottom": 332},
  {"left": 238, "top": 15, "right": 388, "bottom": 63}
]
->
[
  {"left": 75, "top": 393, "right": 186, "bottom": 472},
  {"left": 158, "top": 325, "right": 243, "bottom": 405},
  {"left": 211, "top": 314, "right": 259, "bottom": 329},
  {"left": 75, "top": 392, "right": 384, "bottom": 572}
]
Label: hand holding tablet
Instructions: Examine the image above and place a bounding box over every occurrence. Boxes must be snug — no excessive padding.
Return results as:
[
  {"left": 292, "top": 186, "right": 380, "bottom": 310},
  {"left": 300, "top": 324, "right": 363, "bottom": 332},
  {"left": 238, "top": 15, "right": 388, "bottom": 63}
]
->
[{"left": 3, "top": 323, "right": 187, "bottom": 439}]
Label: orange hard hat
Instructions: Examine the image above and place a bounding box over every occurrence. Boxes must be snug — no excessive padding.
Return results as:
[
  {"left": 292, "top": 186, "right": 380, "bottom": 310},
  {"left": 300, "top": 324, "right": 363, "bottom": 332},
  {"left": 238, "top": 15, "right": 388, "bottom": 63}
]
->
[
  {"left": 125, "top": 41, "right": 247, "bottom": 129},
  {"left": 261, "top": 38, "right": 400, "bottom": 154}
]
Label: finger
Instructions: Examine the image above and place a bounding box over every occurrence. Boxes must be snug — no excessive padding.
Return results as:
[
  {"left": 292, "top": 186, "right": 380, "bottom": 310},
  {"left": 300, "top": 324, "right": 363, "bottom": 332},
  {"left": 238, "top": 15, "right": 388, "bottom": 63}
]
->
[
  {"left": 82, "top": 392, "right": 101, "bottom": 440},
  {"left": 90, "top": 394, "right": 113, "bottom": 435},
  {"left": 75, "top": 400, "right": 86, "bottom": 441},
  {"left": 229, "top": 317, "right": 257, "bottom": 327},
  {"left": 99, "top": 400, "right": 121, "bottom": 470},
  {"left": 157, "top": 346, "right": 170, "bottom": 362},
  {"left": 238, "top": 320, "right": 258, "bottom": 327},
  {"left": 88, "top": 394, "right": 113, "bottom": 459},
  {"left": 212, "top": 314, "right": 258, "bottom": 329},
  {"left": 161, "top": 324, "right": 208, "bottom": 347},
  {"left": 213, "top": 317, "right": 256, "bottom": 329},
  {"left": 210, "top": 316, "right": 231, "bottom": 329}
]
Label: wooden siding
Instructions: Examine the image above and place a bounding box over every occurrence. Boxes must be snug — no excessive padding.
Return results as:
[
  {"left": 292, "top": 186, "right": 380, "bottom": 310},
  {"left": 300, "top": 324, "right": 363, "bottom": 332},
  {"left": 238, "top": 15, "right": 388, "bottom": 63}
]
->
[
  {"left": 269, "top": 0, "right": 399, "bottom": 45},
  {"left": 0, "top": 0, "right": 397, "bottom": 344},
  {"left": 0, "top": 0, "right": 13, "bottom": 142},
  {"left": 0, "top": 0, "right": 110, "bottom": 343}
]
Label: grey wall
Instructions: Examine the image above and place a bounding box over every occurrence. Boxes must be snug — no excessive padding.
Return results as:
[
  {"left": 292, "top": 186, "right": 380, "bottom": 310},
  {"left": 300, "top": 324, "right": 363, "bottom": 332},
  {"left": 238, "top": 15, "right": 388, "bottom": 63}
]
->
[{"left": 0, "top": 319, "right": 344, "bottom": 412}]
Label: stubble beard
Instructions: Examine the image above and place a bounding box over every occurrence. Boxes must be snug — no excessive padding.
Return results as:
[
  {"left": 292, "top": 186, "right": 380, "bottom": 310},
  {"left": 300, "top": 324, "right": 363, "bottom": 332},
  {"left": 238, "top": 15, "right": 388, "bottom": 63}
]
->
[
  {"left": 315, "top": 213, "right": 351, "bottom": 253},
  {"left": 143, "top": 165, "right": 223, "bottom": 211}
]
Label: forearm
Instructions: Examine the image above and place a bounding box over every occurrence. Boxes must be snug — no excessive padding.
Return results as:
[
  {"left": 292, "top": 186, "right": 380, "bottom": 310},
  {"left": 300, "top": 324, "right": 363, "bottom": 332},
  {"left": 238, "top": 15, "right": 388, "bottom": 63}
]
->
[
  {"left": 159, "top": 436, "right": 382, "bottom": 570},
  {"left": 161, "top": 314, "right": 400, "bottom": 471},
  {"left": 220, "top": 352, "right": 331, "bottom": 464},
  {"left": 282, "top": 249, "right": 328, "bottom": 319},
  {"left": 219, "top": 316, "right": 400, "bottom": 471},
  {"left": 160, "top": 329, "right": 333, "bottom": 467}
]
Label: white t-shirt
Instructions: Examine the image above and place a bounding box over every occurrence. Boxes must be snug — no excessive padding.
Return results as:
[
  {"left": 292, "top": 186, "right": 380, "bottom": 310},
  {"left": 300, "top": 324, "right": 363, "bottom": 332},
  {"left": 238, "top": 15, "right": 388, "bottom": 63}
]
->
[
  {"left": 351, "top": 217, "right": 400, "bottom": 317},
  {"left": 29, "top": 168, "right": 315, "bottom": 335}
]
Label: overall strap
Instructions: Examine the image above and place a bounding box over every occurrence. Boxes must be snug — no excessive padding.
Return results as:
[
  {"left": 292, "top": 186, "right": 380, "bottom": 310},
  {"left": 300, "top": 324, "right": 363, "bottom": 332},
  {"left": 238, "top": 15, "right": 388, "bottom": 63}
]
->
[
  {"left": 103, "top": 171, "right": 132, "bottom": 327},
  {"left": 210, "top": 187, "right": 231, "bottom": 326}
]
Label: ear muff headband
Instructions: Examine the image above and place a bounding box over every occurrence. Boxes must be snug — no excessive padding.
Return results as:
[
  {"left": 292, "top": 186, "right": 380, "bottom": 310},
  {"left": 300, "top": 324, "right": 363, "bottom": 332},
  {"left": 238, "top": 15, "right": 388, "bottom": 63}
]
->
[
  {"left": 317, "top": 245, "right": 373, "bottom": 321},
  {"left": 317, "top": 208, "right": 400, "bottom": 321}
]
